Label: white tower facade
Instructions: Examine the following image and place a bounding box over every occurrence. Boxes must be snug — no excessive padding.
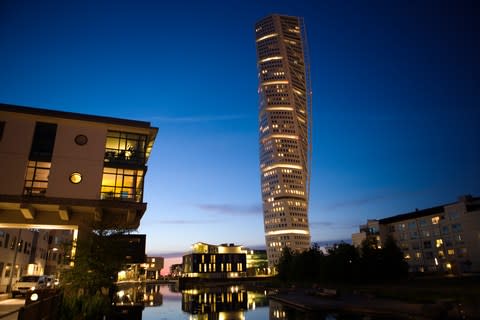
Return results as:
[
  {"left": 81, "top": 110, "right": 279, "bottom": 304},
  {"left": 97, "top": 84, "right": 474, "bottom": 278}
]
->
[{"left": 255, "top": 15, "right": 312, "bottom": 267}]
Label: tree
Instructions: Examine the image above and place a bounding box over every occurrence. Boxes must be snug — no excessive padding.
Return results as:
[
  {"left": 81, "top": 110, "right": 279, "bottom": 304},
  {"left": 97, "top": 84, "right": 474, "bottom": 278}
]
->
[
  {"left": 276, "top": 247, "right": 294, "bottom": 282},
  {"left": 326, "top": 243, "right": 361, "bottom": 282},
  {"left": 360, "top": 235, "right": 409, "bottom": 281},
  {"left": 60, "top": 226, "right": 133, "bottom": 320},
  {"left": 360, "top": 237, "right": 383, "bottom": 280},
  {"left": 381, "top": 235, "right": 409, "bottom": 280},
  {"left": 297, "top": 245, "right": 324, "bottom": 281}
]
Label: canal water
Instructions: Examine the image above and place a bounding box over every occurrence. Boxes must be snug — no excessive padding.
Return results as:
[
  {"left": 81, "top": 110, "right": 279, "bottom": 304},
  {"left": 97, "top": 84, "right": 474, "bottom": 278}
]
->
[{"left": 115, "top": 283, "right": 386, "bottom": 319}]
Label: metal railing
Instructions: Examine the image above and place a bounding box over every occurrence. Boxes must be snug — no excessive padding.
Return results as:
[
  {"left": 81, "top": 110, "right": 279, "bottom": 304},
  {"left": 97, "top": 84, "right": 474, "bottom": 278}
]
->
[{"left": 17, "top": 290, "right": 62, "bottom": 320}]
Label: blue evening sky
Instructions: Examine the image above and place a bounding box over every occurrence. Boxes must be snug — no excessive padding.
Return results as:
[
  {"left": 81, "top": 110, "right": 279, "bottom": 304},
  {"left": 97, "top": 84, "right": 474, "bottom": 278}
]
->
[{"left": 1, "top": 0, "right": 479, "bottom": 258}]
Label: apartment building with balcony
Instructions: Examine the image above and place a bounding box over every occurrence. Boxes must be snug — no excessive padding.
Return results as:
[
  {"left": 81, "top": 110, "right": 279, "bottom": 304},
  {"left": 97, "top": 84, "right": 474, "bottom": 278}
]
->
[
  {"left": 352, "top": 195, "right": 480, "bottom": 273},
  {"left": 0, "top": 103, "right": 157, "bottom": 290}
]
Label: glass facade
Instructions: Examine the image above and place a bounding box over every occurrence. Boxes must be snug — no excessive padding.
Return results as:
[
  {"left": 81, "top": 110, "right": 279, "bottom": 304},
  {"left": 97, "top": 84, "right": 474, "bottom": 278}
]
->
[
  {"left": 101, "top": 130, "right": 148, "bottom": 202},
  {"left": 104, "top": 131, "right": 147, "bottom": 166},
  {"left": 100, "top": 167, "right": 144, "bottom": 202}
]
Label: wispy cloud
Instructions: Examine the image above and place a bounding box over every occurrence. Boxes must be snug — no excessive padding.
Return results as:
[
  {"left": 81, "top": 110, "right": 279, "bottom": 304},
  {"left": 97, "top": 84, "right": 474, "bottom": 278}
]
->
[
  {"left": 150, "top": 114, "right": 248, "bottom": 123},
  {"left": 194, "top": 203, "right": 262, "bottom": 216}
]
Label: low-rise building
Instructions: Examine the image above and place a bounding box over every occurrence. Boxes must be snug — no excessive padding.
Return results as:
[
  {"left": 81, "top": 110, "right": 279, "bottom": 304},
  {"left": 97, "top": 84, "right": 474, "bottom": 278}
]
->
[
  {"left": 183, "top": 242, "right": 247, "bottom": 278},
  {"left": 114, "top": 234, "right": 146, "bottom": 282},
  {"left": 145, "top": 256, "right": 164, "bottom": 280},
  {"left": 353, "top": 195, "right": 480, "bottom": 273},
  {"left": 352, "top": 220, "right": 381, "bottom": 250},
  {"left": 244, "top": 249, "right": 269, "bottom": 276},
  {"left": 169, "top": 264, "right": 183, "bottom": 278}
]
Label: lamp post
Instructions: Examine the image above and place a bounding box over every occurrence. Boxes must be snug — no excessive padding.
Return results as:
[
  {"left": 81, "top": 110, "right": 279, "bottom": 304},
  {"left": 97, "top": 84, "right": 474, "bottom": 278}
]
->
[{"left": 45, "top": 247, "right": 59, "bottom": 277}]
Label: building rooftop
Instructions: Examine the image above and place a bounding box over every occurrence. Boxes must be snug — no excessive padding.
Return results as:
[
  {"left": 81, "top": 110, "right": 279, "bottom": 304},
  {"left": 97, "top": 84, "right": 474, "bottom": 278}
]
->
[
  {"left": 379, "top": 205, "right": 445, "bottom": 224},
  {"left": 379, "top": 195, "right": 479, "bottom": 224},
  {"left": 0, "top": 103, "right": 157, "bottom": 129}
]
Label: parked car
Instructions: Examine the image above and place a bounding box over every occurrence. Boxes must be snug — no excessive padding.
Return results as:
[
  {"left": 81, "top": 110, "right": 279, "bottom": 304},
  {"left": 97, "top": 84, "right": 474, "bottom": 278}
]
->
[{"left": 12, "top": 275, "right": 50, "bottom": 297}]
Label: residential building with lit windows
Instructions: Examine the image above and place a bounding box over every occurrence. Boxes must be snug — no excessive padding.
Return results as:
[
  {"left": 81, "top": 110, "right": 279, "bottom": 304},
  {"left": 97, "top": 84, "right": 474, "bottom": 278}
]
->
[
  {"left": 170, "top": 264, "right": 183, "bottom": 277},
  {"left": 0, "top": 229, "right": 50, "bottom": 292},
  {"left": 44, "top": 229, "right": 75, "bottom": 277},
  {"left": 351, "top": 220, "right": 382, "bottom": 250},
  {"left": 182, "top": 243, "right": 247, "bottom": 278},
  {"left": 0, "top": 103, "right": 157, "bottom": 290},
  {"left": 255, "top": 14, "right": 312, "bottom": 267},
  {"left": 145, "top": 256, "right": 164, "bottom": 280},
  {"left": 352, "top": 195, "right": 480, "bottom": 274}
]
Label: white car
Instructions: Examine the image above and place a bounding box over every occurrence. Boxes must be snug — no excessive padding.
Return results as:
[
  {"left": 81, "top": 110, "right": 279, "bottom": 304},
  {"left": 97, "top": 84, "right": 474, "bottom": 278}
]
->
[{"left": 12, "top": 275, "right": 49, "bottom": 297}]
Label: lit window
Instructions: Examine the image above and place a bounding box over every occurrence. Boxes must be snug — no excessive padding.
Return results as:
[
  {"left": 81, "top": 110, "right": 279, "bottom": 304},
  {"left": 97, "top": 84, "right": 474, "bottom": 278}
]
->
[
  {"left": 447, "top": 249, "right": 455, "bottom": 255},
  {"left": 24, "top": 161, "right": 51, "bottom": 196},
  {"left": 432, "top": 216, "right": 440, "bottom": 224},
  {"left": 100, "top": 167, "right": 144, "bottom": 202},
  {"left": 104, "top": 131, "right": 147, "bottom": 165},
  {"left": 69, "top": 172, "right": 82, "bottom": 184},
  {"left": 436, "top": 239, "right": 443, "bottom": 248}
]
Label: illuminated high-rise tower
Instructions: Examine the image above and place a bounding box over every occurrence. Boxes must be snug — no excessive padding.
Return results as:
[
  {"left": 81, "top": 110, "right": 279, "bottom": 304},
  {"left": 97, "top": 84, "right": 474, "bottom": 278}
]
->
[{"left": 255, "top": 15, "right": 312, "bottom": 267}]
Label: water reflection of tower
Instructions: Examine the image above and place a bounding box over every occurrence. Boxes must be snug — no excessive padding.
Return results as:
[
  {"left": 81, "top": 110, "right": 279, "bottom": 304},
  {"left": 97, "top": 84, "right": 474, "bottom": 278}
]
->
[{"left": 182, "top": 286, "right": 248, "bottom": 319}]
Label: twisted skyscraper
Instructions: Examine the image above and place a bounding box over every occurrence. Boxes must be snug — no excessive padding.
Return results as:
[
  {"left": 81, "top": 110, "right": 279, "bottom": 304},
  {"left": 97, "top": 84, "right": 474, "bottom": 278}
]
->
[{"left": 255, "top": 15, "right": 312, "bottom": 267}]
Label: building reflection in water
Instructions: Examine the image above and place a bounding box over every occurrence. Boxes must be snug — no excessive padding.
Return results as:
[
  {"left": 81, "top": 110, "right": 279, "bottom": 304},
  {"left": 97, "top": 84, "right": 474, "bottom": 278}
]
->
[
  {"left": 144, "top": 283, "right": 164, "bottom": 306},
  {"left": 114, "top": 282, "right": 165, "bottom": 307},
  {"left": 182, "top": 285, "right": 268, "bottom": 320},
  {"left": 269, "top": 300, "right": 287, "bottom": 320},
  {"left": 269, "top": 299, "right": 339, "bottom": 320}
]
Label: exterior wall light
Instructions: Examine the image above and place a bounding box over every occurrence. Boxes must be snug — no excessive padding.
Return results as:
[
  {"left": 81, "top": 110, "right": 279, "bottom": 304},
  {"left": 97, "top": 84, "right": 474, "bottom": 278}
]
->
[{"left": 69, "top": 172, "right": 82, "bottom": 184}]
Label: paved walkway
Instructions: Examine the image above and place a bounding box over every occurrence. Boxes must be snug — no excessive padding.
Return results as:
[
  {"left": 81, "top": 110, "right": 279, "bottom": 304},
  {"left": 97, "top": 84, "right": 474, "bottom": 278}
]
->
[
  {"left": 0, "top": 298, "right": 24, "bottom": 320},
  {"left": 270, "top": 289, "right": 467, "bottom": 319}
]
